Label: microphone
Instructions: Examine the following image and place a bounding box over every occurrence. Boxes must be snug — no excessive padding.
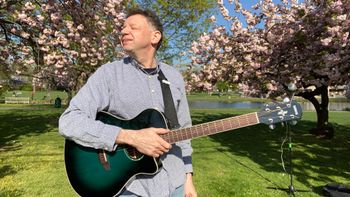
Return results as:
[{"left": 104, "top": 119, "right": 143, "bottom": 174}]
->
[
  {"left": 287, "top": 83, "right": 297, "bottom": 101},
  {"left": 288, "top": 83, "right": 297, "bottom": 92}
]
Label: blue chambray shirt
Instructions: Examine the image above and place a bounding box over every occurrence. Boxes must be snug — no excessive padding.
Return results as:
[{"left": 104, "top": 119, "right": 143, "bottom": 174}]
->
[{"left": 59, "top": 56, "right": 193, "bottom": 196}]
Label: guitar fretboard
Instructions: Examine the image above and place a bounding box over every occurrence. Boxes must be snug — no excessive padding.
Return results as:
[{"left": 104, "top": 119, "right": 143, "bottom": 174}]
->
[{"left": 162, "top": 112, "right": 259, "bottom": 144}]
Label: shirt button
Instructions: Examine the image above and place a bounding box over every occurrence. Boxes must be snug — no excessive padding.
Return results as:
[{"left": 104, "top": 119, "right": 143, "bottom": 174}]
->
[
  {"left": 151, "top": 89, "right": 155, "bottom": 93},
  {"left": 148, "top": 76, "right": 152, "bottom": 79}
]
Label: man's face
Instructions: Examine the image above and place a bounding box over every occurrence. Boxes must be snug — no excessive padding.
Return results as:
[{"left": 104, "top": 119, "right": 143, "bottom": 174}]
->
[{"left": 121, "top": 14, "right": 160, "bottom": 53}]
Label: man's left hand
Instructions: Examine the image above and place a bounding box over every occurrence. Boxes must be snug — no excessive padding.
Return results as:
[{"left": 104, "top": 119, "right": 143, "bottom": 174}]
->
[{"left": 184, "top": 173, "right": 197, "bottom": 197}]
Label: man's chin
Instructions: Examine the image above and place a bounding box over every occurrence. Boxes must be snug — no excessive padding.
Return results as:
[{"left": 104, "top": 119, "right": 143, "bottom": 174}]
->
[
  {"left": 123, "top": 49, "right": 135, "bottom": 56},
  {"left": 122, "top": 47, "right": 133, "bottom": 53}
]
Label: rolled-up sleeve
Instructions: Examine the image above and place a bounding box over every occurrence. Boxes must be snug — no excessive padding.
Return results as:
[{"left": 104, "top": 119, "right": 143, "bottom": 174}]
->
[{"left": 59, "top": 64, "right": 120, "bottom": 152}]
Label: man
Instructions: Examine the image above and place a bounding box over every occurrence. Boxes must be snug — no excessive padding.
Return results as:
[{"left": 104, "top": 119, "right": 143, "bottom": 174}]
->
[{"left": 59, "top": 9, "right": 197, "bottom": 197}]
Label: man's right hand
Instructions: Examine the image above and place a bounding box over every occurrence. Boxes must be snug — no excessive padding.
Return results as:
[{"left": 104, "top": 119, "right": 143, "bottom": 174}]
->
[{"left": 116, "top": 128, "right": 172, "bottom": 157}]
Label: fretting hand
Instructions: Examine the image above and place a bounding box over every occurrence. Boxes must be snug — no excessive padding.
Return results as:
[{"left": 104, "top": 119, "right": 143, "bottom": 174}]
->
[{"left": 116, "top": 127, "right": 172, "bottom": 157}]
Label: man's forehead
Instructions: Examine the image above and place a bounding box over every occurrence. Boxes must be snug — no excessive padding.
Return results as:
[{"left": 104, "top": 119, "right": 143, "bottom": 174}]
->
[{"left": 125, "top": 14, "right": 149, "bottom": 25}]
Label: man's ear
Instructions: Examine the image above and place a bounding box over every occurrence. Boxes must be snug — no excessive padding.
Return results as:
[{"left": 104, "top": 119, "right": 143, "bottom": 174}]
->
[{"left": 151, "top": 30, "right": 162, "bottom": 46}]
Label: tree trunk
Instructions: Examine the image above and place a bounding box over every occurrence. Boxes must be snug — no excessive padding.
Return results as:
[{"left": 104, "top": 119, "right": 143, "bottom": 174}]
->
[{"left": 298, "top": 85, "right": 334, "bottom": 139}]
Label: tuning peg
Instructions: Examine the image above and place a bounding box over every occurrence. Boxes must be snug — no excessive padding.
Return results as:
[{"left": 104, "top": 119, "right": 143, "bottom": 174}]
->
[
  {"left": 269, "top": 124, "right": 276, "bottom": 130},
  {"left": 283, "top": 97, "right": 290, "bottom": 103}
]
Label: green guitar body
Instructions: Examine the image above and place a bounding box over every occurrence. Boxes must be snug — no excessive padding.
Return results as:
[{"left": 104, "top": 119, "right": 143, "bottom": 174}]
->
[{"left": 64, "top": 109, "right": 167, "bottom": 196}]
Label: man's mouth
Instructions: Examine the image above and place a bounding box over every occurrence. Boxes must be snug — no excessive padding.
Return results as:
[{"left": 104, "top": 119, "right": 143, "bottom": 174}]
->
[{"left": 122, "top": 38, "right": 133, "bottom": 44}]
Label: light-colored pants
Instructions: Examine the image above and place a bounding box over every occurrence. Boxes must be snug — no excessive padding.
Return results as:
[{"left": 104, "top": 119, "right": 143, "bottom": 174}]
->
[{"left": 119, "top": 185, "right": 184, "bottom": 197}]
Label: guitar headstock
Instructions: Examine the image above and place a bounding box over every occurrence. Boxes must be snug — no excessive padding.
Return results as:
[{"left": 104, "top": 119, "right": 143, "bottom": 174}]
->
[{"left": 258, "top": 100, "right": 302, "bottom": 126}]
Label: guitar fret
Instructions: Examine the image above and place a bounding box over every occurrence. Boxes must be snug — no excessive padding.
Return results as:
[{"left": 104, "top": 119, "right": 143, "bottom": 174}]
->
[
  {"left": 249, "top": 113, "right": 258, "bottom": 124},
  {"left": 186, "top": 128, "right": 190, "bottom": 139},
  {"left": 205, "top": 123, "right": 210, "bottom": 135},
  {"left": 187, "top": 127, "right": 192, "bottom": 140},
  {"left": 247, "top": 114, "right": 253, "bottom": 125},
  {"left": 214, "top": 121, "right": 219, "bottom": 133},
  {"left": 243, "top": 115, "right": 248, "bottom": 125},
  {"left": 204, "top": 123, "right": 209, "bottom": 135},
  {"left": 179, "top": 128, "right": 183, "bottom": 141},
  {"left": 212, "top": 122, "right": 216, "bottom": 133},
  {"left": 180, "top": 129, "right": 185, "bottom": 141},
  {"left": 169, "top": 130, "right": 173, "bottom": 143},
  {"left": 202, "top": 123, "right": 207, "bottom": 135},
  {"left": 198, "top": 124, "right": 202, "bottom": 137},
  {"left": 211, "top": 122, "right": 217, "bottom": 134},
  {"left": 178, "top": 129, "right": 183, "bottom": 141},
  {"left": 232, "top": 117, "right": 239, "bottom": 129},
  {"left": 220, "top": 119, "right": 226, "bottom": 132},
  {"left": 228, "top": 117, "right": 233, "bottom": 130},
  {"left": 193, "top": 126, "right": 199, "bottom": 137},
  {"left": 174, "top": 130, "right": 179, "bottom": 142},
  {"left": 201, "top": 124, "right": 204, "bottom": 136},
  {"left": 193, "top": 125, "right": 198, "bottom": 138},
  {"left": 165, "top": 112, "right": 260, "bottom": 144},
  {"left": 223, "top": 119, "right": 230, "bottom": 131},
  {"left": 172, "top": 131, "right": 177, "bottom": 143}
]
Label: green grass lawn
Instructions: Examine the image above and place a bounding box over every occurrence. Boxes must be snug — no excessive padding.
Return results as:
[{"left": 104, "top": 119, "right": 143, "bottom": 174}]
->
[{"left": 0, "top": 105, "right": 349, "bottom": 196}]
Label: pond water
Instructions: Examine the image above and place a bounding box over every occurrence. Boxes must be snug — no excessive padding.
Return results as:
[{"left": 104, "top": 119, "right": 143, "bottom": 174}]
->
[{"left": 188, "top": 101, "right": 350, "bottom": 111}]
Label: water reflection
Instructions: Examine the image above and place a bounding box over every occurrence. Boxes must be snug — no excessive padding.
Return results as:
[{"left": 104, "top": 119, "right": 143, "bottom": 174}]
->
[{"left": 188, "top": 101, "right": 350, "bottom": 111}]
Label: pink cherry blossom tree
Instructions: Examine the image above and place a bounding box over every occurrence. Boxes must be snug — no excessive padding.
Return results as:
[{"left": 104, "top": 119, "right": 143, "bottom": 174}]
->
[
  {"left": 1, "top": 0, "right": 126, "bottom": 101},
  {"left": 188, "top": 0, "right": 350, "bottom": 138}
]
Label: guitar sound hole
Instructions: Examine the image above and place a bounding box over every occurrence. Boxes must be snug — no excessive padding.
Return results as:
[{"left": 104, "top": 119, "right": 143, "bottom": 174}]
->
[{"left": 125, "top": 148, "right": 144, "bottom": 161}]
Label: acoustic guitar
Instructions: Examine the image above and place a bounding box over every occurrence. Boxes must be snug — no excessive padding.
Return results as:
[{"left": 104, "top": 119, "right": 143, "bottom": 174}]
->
[{"left": 64, "top": 100, "right": 302, "bottom": 196}]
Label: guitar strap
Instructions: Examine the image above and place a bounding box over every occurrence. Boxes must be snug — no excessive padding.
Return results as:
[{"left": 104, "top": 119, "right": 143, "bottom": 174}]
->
[{"left": 157, "top": 69, "right": 180, "bottom": 129}]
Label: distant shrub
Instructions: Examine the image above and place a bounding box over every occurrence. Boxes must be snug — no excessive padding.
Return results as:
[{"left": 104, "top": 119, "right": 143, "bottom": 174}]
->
[{"left": 20, "top": 84, "right": 33, "bottom": 91}]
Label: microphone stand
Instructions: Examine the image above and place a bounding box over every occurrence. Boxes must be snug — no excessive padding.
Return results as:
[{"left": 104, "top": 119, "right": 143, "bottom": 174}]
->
[
  {"left": 268, "top": 83, "right": 309, "bottom": 196},
  {"left": 286, "top": 83, "right": 297, "bottom": 196},
  {"left": 287, "top": 122, "right": 296, "bottom": 196}
]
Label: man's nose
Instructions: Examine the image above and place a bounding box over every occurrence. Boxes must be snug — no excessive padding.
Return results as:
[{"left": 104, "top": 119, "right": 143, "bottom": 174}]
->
[{"left": 121, "top": 27, "right": 130, "bottom": 35}]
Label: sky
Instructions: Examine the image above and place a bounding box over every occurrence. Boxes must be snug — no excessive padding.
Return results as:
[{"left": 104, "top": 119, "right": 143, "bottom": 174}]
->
[
  {"left": 216, "top": 0, "right": 262, "bottom": 28},
  {"left": 176, "top": 0, "right": 305, "bottom": 66},
  {"left": 215, "top": 0, "right": 304, "bottom": 29}
]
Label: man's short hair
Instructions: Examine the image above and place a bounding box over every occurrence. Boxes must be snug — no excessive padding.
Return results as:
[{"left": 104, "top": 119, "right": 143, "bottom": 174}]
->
[{"left": 126, "top": 9, "right": 163, "bottom": 50}]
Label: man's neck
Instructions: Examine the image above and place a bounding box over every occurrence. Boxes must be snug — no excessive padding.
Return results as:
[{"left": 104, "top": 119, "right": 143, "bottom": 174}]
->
[{"left": 128, "top": 51, "right": 157, "bottom": 68}]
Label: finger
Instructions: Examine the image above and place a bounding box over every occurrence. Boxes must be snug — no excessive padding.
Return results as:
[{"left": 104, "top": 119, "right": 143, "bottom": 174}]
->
[
  {"left": 154, "top": 128, "right": 170, "bottom": 134},
  {"left": 153, "top": 150, "right": 163, "bottom": 157},
  {"left": 162, "top": 142, "right": 172, "bottom": 151},
  {"left": 153, "top": 153, "right": 160, "bottom": 158}
]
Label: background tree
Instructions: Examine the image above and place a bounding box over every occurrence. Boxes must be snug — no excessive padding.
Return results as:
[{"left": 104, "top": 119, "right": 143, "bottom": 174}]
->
[
  {"left": 1, "top": 0, "right": 217, "bottom": 101},
  {"left": 1, "top": 0, "right": 126, "bottom": 101},
  {"left": 130, "top": 0, "right": 217, "bottom": 65},
  {"left": 346, "top": 83, "right": 350, "bottom": 99},
  {"left": 188, "top": 0, "right": 350, "bottom": 138}
]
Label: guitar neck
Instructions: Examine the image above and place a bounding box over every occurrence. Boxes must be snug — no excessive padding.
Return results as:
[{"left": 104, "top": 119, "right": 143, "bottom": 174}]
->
[{"left": 162, "top": 112, "right": 259, "bottom": 144}]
